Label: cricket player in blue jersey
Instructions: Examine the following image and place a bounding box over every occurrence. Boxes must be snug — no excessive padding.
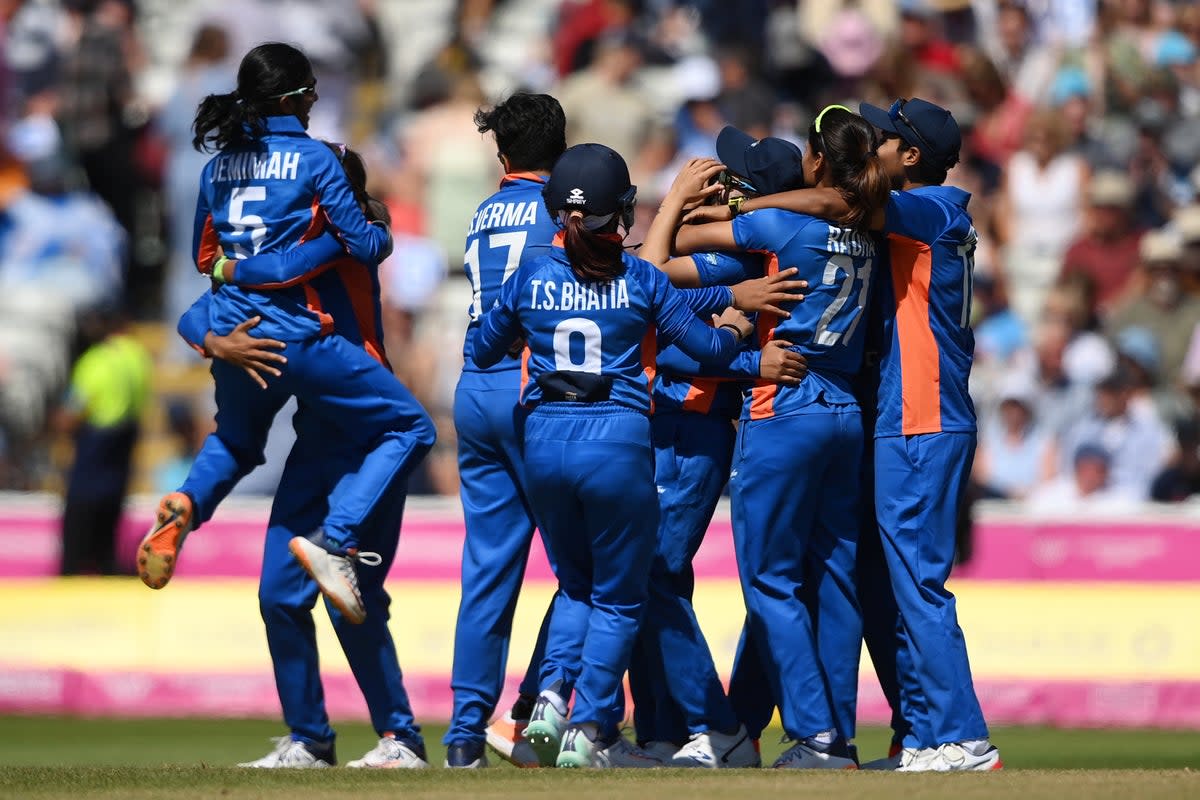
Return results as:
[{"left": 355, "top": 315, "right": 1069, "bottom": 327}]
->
[
  {"left": 705, "top": 98, "right": 1002, "bottom": 772},
  {"left": 671, "top": 107, "right": 891, "bottom": 769},
  {"left": 137, "top": 44, "right": 433, "bottom": 627},
  {"left": 444, "top": 93, "right": 565, "bottom": 770},
  {"left": 171, "top": 146, "right": 432, "bottom": 770},
  {"left": 628, "top": 145, "right": 810, "bottom": 768},
  {"left": 471, "top": 143, "right": 757, "bottom": 769}
]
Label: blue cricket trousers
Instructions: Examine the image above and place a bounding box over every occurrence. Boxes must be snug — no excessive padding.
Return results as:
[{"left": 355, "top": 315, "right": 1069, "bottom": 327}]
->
[
  {"left": 525, "top": 402, "right": 658, "bottom": 737},
  {"left": 629, "top": 411, "right": 738, "bottom": 743},
  {"left": 729, "top": 406, "right": 863, "bottom": 743},
  {"left": 874, "top": 432, "right": 988, "bottom": 747},
  {"left": 182, "top": 334, "right": 435, "bottom": 551},
  {"left": 445, "top": 368, "right": 554, "bottom": 745},
  {"left": 260, "top": 412, "right": 426, "bottom": 745}
]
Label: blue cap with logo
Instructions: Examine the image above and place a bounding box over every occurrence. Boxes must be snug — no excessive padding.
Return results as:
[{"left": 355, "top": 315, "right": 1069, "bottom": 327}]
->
[
  {"left": 543, "top": 143, "right": 637, "bottom": 228},
  {"left": 715, "top": 125, "right": 806, "bottom": 196},
  {"left": 859, "top": 97, "right": 961, "bottom": 169}
]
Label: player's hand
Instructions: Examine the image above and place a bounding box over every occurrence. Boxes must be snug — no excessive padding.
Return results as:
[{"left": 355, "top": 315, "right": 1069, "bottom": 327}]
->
[
  {"left": 507, "top": 337, "right": 527, "bottom": 357},
  {"left": 713, "top": 306, "right": 755, "bottom": 340},
  {"left": 683, "top": 203, "right": 734, "bottom": 225},
  {"left": 664, "top": 158, "right": 726, "bottom": 209},
  {"left": 759, "top": 339, "right": 807, "bottom": 384},
  {"left": 205, "top": 317, "right": 287, "bottom": 390},
  {"left": 730, "top": 268, "right": 807, "bottom": 318}
]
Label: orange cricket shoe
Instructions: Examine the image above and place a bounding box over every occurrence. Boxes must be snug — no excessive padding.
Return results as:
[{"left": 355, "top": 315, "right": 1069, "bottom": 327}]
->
[{"left": 137, "top": 492, "right": 194, "bottom": 589}]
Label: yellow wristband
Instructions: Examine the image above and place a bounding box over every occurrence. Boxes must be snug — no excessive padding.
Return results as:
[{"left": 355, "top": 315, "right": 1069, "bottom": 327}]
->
[
  {"left": 212, "top": 256, "right": 229, "bottom": 284},
  {"left": 728, "top": 196, "right": 745, "bottom": 217}
]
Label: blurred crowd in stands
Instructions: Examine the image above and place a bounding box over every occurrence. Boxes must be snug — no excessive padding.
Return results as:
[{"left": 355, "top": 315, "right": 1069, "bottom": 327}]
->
[{"left": 1, "top": 0, "right": 1198, "bottom": 511}]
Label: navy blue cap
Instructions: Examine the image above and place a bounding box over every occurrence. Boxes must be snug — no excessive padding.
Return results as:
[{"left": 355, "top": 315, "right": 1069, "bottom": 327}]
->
[
  {"left": 543, "top": 143, "right": 636, "bottom": 218},
  {"left": 859, "top": 98, "right": 961, "bottom": 168},
  {"left": 715, "top": 126, "right": 806, "bottom": 195}
]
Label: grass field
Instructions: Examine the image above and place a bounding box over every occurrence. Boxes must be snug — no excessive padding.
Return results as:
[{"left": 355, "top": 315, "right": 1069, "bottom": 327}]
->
[{"left": 1, "top": 717, "right": 1198, "bottom": 799}]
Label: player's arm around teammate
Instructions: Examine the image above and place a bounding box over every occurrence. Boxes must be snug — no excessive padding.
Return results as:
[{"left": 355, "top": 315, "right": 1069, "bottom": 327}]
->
[{"left": 470, "top": 144, "right": 753, "bottom": 770}]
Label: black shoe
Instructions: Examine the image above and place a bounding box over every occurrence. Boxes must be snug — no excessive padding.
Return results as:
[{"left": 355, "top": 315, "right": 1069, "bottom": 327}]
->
[
  {"left": 510, "top": 693, "right": 536, "bottom": 722},
  {"left": 445, "top": 739, "right": 488, "bottom": 769}
]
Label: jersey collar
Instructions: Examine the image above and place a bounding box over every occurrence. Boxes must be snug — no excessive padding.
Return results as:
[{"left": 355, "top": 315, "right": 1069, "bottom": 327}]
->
[
  {"left": 909, "top": 184, "right": 971, "bottom": 208},
  {"left": 500, "top": 171, "right": 548, "bottom": 189},
  {"left": 260, "top": 115, "right": 308, "bottom": 135}
]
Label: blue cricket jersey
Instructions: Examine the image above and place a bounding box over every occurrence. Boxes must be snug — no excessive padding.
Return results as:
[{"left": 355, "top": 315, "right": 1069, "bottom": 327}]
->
[
  {"left": 731, "top": 208, "right": 877, "bottom": 420},
  {"left": 653, "top": 250, "right": 765, "bottom": 419},
  {"left": 193, "top": 116, "right": 391, "bottom": 342},
  {"left": 876, "top": 186, "right": 977, "bottom": 437},
  {"left": 461, "top": 173, "right": 560, "bottom": 373},
  {"left": 472, "top": 245, "right": 740, "bottom": 415}
]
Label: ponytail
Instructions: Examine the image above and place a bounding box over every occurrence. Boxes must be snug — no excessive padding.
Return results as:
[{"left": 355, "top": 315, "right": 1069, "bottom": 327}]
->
[
  {"left": 809, "top": 109, "right": 892, "bottom": 229},
  {"left": 192, "top": 91, "right": 262, "bottom": 152},
  {"left": 192, "top": 42, "right": 315, "bottom": 153},
  {"left": 563, "top": 213, "right": 625, "bottom": 283}
]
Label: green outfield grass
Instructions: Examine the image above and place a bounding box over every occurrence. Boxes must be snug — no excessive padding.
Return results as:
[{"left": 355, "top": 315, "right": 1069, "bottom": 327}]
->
[{"left": 0, "top": 717, "right": 1197, "bottom": 800}]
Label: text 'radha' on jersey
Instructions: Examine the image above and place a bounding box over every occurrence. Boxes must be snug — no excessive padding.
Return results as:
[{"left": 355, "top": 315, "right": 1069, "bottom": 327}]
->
[
  {"left": 461, "top": 173, "right": 559, "bottom": 373},
  {"left": 732, "top": 208, "right": 877, "bottom": 420}
]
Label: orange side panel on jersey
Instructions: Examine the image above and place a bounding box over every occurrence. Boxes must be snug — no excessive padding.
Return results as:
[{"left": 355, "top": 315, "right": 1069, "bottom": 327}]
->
[
  {"left": 302, "top": 283, "right": 335, "bottom": 336},
  {"left": 889, "top": 233, "right": 942, "bottom": 435},
  {"left": 196, "top": 214, "right": 222, "bottom": 274},
  {"left": 336, "top": 259, "right": 387, "bottom": 367},
  {"left": 748, "top": 252, "right": 780, "bottom": 420},
  {"left": 681, "top": 379, "right": 718, "bottom": 414},
  {"left": 300, "top": 197, "right": 326, "bottom": 242},
  {"left": 519, "top": 346, "right": 532, "bottom": 405},
  {"left": 641, "top": 327, "right": 657, "bottom": 414}
]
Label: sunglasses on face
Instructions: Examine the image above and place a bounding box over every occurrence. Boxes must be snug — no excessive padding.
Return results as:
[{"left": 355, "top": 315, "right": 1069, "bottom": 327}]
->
[
  {"left": 717, "top": 170, "right": 757, "bottom": 195},
  {"left": 272, "top": 84, "right": 316, "bottom": 100}
]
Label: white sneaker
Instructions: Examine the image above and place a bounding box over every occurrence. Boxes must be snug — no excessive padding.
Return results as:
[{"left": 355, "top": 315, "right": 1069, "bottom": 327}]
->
[
  {"left": 642, "top": 741, "right": 683, "bottom": 762},
  {"left": 288, "top": 534, "right": 381, "bottom": 624},
  {"left": 486, "top": 711, "right": 540, "bottom": 768},
  {"left": 772, "top": 740, "right": 858, "bottom": 770},
  {"left": 594, "top": 735, "right": 664, "bottom": 769},
  {"left": 895, "top": 747, "right": 943, "bottom": 772},
  {"left": 928, "top": 741, "right": 1003, "bottom": 772},
  {"left": 346, "top": 734, "right": 429, "bottom": 768},
  {"left": 672, "top": 726, "right": 760, "bottom": 768},
  {"left": 524, "top": 690, "right": 569, "bottom": 767},
  {"left": 237, "top": 736, "right": 333, "bottom": 768}
]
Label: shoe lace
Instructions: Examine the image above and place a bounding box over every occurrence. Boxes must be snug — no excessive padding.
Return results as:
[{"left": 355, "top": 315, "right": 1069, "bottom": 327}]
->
[{"left": 350, "top": 550, "right": 382, "bottom": 566}]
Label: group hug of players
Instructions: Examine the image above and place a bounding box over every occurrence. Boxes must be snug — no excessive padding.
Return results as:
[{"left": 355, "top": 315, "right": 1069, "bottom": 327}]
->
[{"left": 135, "top": 42, "right": 1001, "bottom": 772}]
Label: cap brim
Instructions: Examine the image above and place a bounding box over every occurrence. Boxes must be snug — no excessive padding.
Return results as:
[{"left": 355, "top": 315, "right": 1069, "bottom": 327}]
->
[
  {"left": 716, "top": 126, "right": 758, "bottom": 184},
  {"left": 859, "top": 102, "right": 901, "bottom": 136}
]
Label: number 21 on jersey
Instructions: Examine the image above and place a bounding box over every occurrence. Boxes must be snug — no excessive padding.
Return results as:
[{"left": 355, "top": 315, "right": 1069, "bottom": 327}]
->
[{"left": 814, "top": 254, "right": 873, "bottom": 346}]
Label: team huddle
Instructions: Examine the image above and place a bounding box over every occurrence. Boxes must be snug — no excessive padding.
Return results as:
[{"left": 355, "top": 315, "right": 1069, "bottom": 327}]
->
[{"left": 135, "top": 41, "right": 1000, "bottom": 773}]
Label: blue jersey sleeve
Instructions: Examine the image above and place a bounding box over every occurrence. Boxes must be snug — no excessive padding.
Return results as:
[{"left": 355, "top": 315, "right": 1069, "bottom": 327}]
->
[
  {"left": 681, "top": 285, "right": 734, "bottom": 317},
  {"left": 649, "top": 267, "right": 739, "bottom": 364},
  {"left": 232, "top": 232, "right": 345, "bottom": 288},
  {"left": 310, "top": 148, "right": 393, "bottom": 265},
  {"left": 692, "top": 250, "right": 761, "bottom": 286},
  {"left": 882, "top": 190, "right": 954, "bottom": 244},
  {"left": 657, "top": 341, "right": 761, "bottom": 378},
  {"left": 472, "top": 264, "right": 525, "bottom": 368},
  {"left": 177, "top": 291, "right": 212, "bottom": 352}
]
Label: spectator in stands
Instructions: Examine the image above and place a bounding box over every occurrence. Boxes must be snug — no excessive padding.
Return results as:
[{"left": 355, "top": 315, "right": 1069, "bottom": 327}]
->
[
  {"left": 1059, "top": 368, "right": 1173, "bottom": 500},
  {"left": 973, "top": 376, "right": 1056, "bottom": 500},
  {"left": 1175, "top": 204, "right": 1200, "bottom": 294},
  {"left": 1061, "top": 171, "right": 1145, "bottom": 317},
  {"left": 714, "top": 45, "right": 774, "bottom": 138},
  {"left": 984, "top": 0, "right": 1060, "bottom": 105},
  {"left": 1027, "top": 442, "right": 1140, "bottom": 513},
  {"left": 961, "top": 47, "right": 1030, "bottom": 169},
  {"left": 1107, "top": 230, "right": 1200, "bottom": 386},
  {"left": 56, "top": 303, "right": 150, "bottom": 574},
  {"left": 996, "top": 109, "right": 1088, "bottom": 327},
  {"left": 556, "top": 31, "right": 653, "bottom": 160},
  {"left": 1150, "top": 417, "right": 1200, "bottom": 502},
  {"left": 158, "top": 23, "right": 233, "bottom": 365}
]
